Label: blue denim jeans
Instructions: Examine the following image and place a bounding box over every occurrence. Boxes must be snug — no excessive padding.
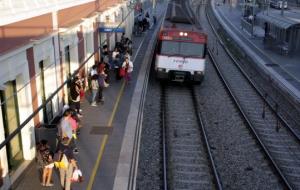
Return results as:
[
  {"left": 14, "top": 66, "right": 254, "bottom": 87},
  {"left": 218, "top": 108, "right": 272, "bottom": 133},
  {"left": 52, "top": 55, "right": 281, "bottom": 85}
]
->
[{"left": 91, "top": 89, "right": 98, "bottom": 104}]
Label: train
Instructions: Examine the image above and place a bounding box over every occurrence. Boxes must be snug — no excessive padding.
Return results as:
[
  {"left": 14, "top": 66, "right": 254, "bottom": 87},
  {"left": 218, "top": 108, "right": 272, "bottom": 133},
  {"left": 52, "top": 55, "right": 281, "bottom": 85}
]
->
[{"left": 154, "top": 0, "right": 207, "bottom": 83}]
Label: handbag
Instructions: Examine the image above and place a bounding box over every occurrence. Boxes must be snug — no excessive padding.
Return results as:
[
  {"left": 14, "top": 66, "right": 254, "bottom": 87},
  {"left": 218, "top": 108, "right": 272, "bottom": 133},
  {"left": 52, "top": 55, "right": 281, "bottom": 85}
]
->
[
  {"left": 104, "top": 81, "right": 109, "bottom": 88},
  {"left": 54, "top": 154, "right": 68, "bottom": 169},
  {"left": 71, "top": 169, "right": 83, "bottom": 183},
  {"left": 119, "top": 68, "right": 125, "bottom": 77}
]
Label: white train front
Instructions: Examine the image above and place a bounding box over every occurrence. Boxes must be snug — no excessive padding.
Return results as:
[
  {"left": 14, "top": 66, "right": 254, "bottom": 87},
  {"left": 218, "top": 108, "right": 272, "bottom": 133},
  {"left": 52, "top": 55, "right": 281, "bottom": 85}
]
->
[{"left": 155, "top": 28, "right": 207, "bottom": 83}]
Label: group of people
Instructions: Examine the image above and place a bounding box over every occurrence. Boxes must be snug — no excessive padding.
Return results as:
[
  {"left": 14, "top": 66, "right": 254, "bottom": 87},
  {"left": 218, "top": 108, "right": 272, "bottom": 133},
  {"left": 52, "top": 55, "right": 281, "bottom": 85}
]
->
[
  {"left": 36, "top": 35, "right": 134, "bottom": 189},
  {"left": 135, "top": 10, "right": 155, "bottom": 34},
  {"left": 37, "top": 107, "right": 81, "bottom": 189},
  {"left": 88, "top": 36, "right": 133, "bottom": 106}
]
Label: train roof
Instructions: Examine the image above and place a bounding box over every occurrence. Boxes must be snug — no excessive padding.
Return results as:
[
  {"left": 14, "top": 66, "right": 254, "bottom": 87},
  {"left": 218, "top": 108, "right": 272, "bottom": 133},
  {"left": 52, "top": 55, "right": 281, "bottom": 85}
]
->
[{"left": 163, "top": 0, "right": 202, "bottom": 31}]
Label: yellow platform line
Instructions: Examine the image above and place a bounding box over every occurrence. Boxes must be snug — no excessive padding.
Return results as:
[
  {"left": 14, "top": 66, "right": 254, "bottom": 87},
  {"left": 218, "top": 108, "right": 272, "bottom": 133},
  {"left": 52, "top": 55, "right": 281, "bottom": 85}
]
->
[
  {"left": 87, "top": 81, "right": 126, "bottom": 190},
  {"left": 87, "top": 22, "right": 145, "bottom": 189}
]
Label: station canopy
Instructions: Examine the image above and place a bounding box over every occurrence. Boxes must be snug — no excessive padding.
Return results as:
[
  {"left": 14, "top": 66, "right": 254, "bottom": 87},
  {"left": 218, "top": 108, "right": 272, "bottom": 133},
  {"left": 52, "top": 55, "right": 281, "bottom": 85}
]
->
[{"left": 256, "top": 9, "right": 300, "bottom": 29}]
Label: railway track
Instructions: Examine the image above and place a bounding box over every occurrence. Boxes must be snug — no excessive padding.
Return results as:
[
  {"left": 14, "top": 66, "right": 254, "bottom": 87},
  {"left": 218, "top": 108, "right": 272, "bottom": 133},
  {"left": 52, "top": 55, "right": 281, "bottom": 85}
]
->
[
  {"left": 189, "top": 0, "right": 300, "bottom": 188},
  {"left": 138, "top": 1, "right": 300, "bottom": 189},
  {"left": 160, "top": 83, "right": 221, "bottom": 190}
]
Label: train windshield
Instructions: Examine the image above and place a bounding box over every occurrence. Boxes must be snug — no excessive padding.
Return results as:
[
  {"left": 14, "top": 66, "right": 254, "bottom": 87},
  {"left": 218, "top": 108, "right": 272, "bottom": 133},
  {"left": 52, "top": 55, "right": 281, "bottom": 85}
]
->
[{"left": 160, "top": 41, "right": 205, "bottom": 58}]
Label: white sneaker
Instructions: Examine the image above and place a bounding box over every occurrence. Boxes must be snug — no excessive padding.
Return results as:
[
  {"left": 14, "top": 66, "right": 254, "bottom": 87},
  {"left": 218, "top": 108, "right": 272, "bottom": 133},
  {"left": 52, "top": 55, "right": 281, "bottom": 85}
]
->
[{"left": 91, "top": 103, "right": 97, "bottom": 107}]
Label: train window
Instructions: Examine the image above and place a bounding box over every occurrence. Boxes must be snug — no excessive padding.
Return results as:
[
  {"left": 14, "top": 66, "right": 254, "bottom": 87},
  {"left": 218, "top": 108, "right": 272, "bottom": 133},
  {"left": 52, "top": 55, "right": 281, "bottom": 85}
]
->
[
  {"left": 161, "top": 41, "right": 179, "bottom": 55},
  {"left": 180, "top": 42, "right": 205, "bottom": 58},
  {"left": 160, "top": 41, "right": 205, "bottom": 58}
]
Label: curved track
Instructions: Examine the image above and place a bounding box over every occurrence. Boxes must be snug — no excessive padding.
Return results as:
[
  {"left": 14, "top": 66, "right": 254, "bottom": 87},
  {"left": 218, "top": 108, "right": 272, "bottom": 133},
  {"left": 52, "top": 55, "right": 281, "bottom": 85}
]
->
[{"left": 188, "top": 0, "right": 300, "bottom": 188}]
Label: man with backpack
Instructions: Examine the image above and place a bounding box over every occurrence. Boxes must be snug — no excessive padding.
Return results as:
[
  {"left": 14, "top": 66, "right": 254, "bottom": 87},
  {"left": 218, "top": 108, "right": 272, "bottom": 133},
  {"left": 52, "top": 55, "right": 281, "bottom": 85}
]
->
[{"left": 69, "top": 77, "right": 82, "bottom": 117}]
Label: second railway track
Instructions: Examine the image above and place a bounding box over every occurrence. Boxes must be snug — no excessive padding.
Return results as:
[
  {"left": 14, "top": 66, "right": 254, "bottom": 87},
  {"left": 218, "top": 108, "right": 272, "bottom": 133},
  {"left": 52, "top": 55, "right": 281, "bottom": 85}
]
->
[{"left": 192, "top": 0, "right": 300, "bottom": 188}]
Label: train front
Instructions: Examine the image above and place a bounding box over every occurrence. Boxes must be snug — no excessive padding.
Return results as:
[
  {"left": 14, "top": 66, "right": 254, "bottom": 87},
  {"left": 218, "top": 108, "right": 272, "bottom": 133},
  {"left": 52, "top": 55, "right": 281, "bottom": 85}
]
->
[{"left": 155, "top": 29, "right": 207, "bottom": 83}]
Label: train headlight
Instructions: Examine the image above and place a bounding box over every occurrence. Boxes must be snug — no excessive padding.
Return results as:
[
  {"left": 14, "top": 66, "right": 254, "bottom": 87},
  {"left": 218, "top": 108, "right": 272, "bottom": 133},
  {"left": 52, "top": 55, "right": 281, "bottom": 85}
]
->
[
  {"left": 184, "top": 32, "right": 188, "bottom": 36},
  {"left": 179, "top": 32, "right": 184, "bottom": 36},
  {"left": 195, "top": 71, "right": 203, "bottom": 75},
  {"left": 157, "top": 68, "right": 165, "bottom": 72}
]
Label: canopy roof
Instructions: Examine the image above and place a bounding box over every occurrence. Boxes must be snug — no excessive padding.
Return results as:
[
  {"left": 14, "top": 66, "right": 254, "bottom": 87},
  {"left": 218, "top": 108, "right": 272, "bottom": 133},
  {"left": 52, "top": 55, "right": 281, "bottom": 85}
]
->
[{"left": 257, "top": 9, "right": 300, "bottom": 29}]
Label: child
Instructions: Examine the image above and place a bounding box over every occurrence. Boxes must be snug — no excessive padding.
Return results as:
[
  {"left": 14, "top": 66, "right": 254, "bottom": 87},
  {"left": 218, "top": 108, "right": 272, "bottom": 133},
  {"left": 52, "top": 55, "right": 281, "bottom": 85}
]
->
[{"left": 37, "top": 140, "right": 54, "bottom": 187}]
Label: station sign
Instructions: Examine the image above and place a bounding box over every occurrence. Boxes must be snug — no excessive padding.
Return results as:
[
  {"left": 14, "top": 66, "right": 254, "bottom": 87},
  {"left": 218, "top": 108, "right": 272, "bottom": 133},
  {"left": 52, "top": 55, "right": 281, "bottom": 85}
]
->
[
  {"left": 98, "top": 22, "right": 125, "bottom": 33},
  {"left": 239, "top": 2, "right": 259, "bottom": 7},
  {"left": 99, "top": 27, "right": 125, "bottom": 33}
]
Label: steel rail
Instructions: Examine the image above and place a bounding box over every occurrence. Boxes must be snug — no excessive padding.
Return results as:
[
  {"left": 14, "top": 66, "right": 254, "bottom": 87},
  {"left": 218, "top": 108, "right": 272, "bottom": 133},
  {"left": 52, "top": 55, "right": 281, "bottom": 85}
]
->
[
  {"left": 204, "top": 3, "right": 294, "bottom": 189},
  {"left": 127, "top": 5, "right": 167, "bottom": 189},
  {"left": 190, "top": 86, "right": 223, "bottom": 190},
  {"left": 157, "top": 1, "right": 223, "bottom": 187},
  {"left": 160, "top": 84, "right": 168, "bottom": 190},
  {"left": 206, "top": 31, "right": 293, "bottom": 190},
  {"left": 205, "top": 0, "right": 300, "bottom": 143},
  {"left": 160, "top": 83, "right": 222, "bottom": 190}
]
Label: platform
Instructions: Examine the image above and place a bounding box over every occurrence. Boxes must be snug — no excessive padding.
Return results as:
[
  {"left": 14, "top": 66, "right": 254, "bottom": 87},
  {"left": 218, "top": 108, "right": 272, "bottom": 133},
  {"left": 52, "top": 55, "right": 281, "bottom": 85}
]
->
[
  {"left": 212, "top": 0, "right": 300, "bottom": 102},
  {"left": 12, "top": 1, "right": 166, "bottom": 190}
]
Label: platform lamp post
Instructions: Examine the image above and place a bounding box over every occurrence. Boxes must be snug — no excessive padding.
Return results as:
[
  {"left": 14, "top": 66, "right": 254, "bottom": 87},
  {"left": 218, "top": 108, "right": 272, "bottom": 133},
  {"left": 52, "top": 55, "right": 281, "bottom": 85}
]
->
[
  {"left": 267, "top": 0, "right": 270, "bottom": 15},
  {"left": 152, "top": 0, "right": 156, "bottom": 14},
  {"left": 281, "top": 0, "right": 285, "bottom": 16},
  {"left": 262, "top": 0, "right": 267, "bottom": 14},
  {"left": 249, "top": 0, "right": 259, "bottom": 37},
  {"left": 251, "top": 0, "right": 255, "bottom": 36}
]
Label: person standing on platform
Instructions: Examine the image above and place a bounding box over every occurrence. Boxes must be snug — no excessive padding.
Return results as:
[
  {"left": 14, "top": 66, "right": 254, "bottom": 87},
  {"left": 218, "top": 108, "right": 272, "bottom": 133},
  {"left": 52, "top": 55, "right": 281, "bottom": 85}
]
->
[
  {"left": 112, "top": 47, "right": 120, "bottom": 62},
  {"left": 58, "top": 144, "right": 78, "bottom": 190},
  {"left": 114, "top": 54, "right": 122, "bottom": 80},
  {"left": 90, "top": 65, "right": 99, "bottom": 106},
  {"left": 102, "top": 45, "right": 108, "bottom": 56},
  {"left": 68, "top": 112, "right": 79, "bottom": 154},
  {"left": 59, "top": 109, "right": 73, "bottom": 146},
  {"left": 137, "top": 13, "right": 144, "bottom": 32},
  {"left": 124, "top": 50, "right": 131, "bottom": 61},
  {"left": 121, "top": 33, "right": 126, "bottom": 45},
  {"left": 69, "top": 77, "right": 82, "bottom": 117},
  {"left": 102, "top": 54, "right": 111, "bottom": 83},
  {"left": 122, "top": 57, "right": 133, "bottom": 84},
  {"left": 97, "top": 67, "right": 108, "bottom": 103}
]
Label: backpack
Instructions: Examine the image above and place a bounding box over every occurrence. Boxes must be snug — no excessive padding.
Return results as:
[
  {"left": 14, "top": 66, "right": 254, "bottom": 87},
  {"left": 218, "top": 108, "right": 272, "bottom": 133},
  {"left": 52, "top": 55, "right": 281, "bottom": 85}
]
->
[{"left": 70, "top": 82, "right": 80, "bottom": 100}]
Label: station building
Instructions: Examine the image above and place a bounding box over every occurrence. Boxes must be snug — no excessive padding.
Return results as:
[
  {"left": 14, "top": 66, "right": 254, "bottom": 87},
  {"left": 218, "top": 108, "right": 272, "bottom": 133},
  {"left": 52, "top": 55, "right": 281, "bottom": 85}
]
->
[{"left": 0, "top": 0, "right": 134, "bottom": 188}]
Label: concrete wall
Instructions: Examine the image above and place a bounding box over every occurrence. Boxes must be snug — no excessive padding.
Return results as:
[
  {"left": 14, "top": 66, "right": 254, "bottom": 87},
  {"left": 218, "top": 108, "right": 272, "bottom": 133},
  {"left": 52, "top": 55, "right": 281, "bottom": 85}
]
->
[{"left": 0, "top": 47, "right": 35, "bottom": 188}]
